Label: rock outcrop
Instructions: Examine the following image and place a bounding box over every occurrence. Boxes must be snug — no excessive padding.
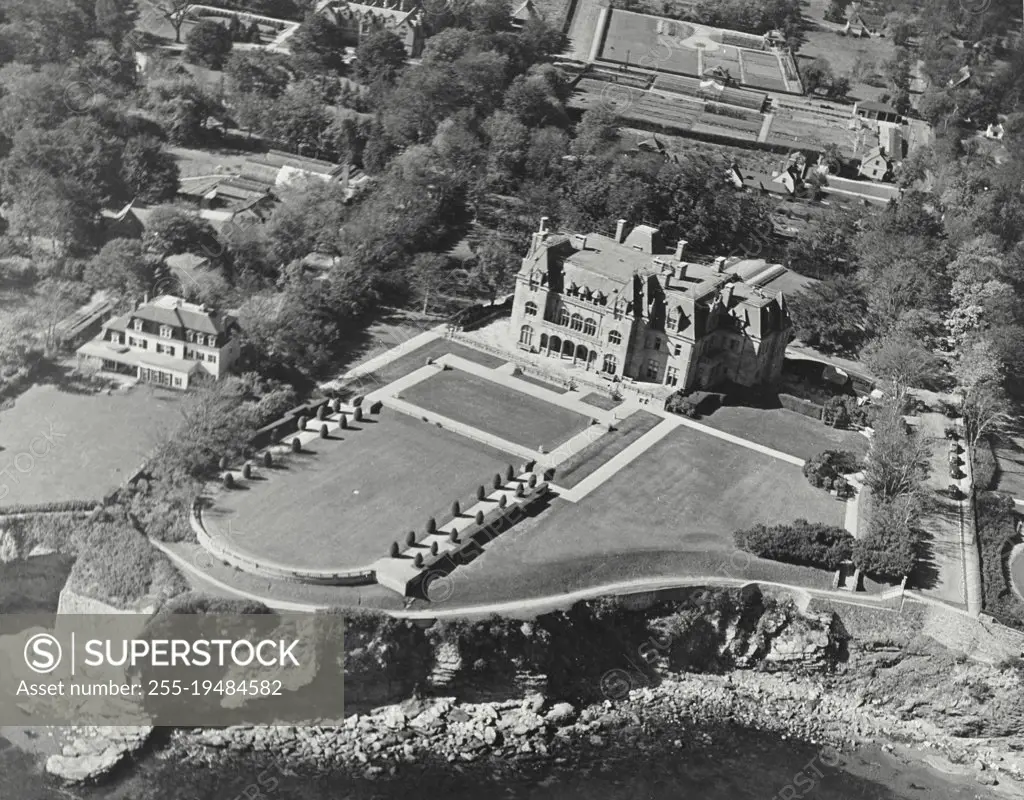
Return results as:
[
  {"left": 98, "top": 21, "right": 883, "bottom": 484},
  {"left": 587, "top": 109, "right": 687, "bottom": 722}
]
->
[{"left": 45, "top": 726, "right": 152, "bottom": 784}]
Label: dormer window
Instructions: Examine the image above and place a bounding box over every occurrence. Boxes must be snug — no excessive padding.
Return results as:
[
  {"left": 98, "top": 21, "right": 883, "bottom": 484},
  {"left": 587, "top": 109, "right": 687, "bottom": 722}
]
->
[
  {"left": 132, "top": 319, "right": 143, "bottom": 332},
  {"left": 160, "top": 325, "right": 173, "bottom": 339}
]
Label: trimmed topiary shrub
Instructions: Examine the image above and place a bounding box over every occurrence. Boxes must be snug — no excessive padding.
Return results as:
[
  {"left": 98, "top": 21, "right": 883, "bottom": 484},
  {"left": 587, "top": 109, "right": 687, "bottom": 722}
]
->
[
  {"left": 413, "top": 553, "right": 423, "bottom": 568},
  {"left": 241, "top": 463, "right": 252, "bottom": 480},
  {"left": 544, "top": 468, "right": 556, "bottom": 481},
  {"left": 498, "top": 494, "right": 507, "bottom": 509},
  {"left": 406, "top": 530, "right": 416, "bottom": 547},
  {"left": 525, "top": 460, "right": 536, "bottom": 472},
  {"left": 475, "top": 510, "right": 484, "bottom": 524},
  {"left": 297, "top": 415, "right": 308, "bottom": 431},
  {"left": 223, "top": 472, "right": 235, "bottom": 489},
  {"left": 477, "top": 485, "right": 486, "bottom": 500},
  {"left": 493, "top": 473, "right": 502, "bottom": 490},
  {"left": 451, "top": 500, "right": 461, "bottom": 516},
  {"left": 218, "top": 456, "right": 229, "bottom": 470},
  {"left": 426, "top": 518, "right": 437, "bottom": 535},
  {"left": 320, "top": 424, "right": 329, "bottom": 438},
  {"left": 515, "top": 484, "right": 525, "bottom": 497},
  {"left": 352, "top": 396, "right": 364, "bottom": 407},
  {"left": 263, "top": 451, "right": 273, "bottom": 467},
  {"left": 505, "top": 464, "right": 515, "bottom": 482},
  {"left": 430, "top": 542, "right": 439, "bottom": 556},
  {"left": 449, "top": 530, "right": 459, "bottom": 543},
  {"left": 339, "top": 413, "right": 348, "bottom": 429},
  {"left": 317, "top": 404, "right": 326, "bottom": 420},
  {"left": 390, "top": 541, "right": 400, "bottom": 558},
  {"left": 291, "top": 437, "right": 301, "bottom": 453},
  {"left": 331, "top": 397, "right": 342, "bottom": 413},
  {"left": 354, "top": 406, "right": 363, "bottom": 422},
  {"left": 528, "top": 474, "right": 537, "bottom": 488},
  {"left": 370, "top": 400, "right": 383, "bottom": 414}
]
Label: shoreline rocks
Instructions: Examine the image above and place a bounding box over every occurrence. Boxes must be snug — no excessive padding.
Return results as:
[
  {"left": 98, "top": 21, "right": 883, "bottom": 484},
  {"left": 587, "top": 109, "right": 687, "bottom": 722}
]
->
[{"left": 44, "top": 726, "right": 153, "bottom": 784}]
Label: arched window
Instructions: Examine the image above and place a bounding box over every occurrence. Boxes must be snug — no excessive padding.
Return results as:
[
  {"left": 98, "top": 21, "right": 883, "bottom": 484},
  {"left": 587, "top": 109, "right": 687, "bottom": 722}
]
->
[
  {"left": 583, "top": 318, "right": 597, "bottom": 336},
  {"left": 602, "top": 354, "right": 617, "bottom": 374},
  {"left": 524, "top": 301, "right": 538, "bottom": 317},
  {"left": 570, "top": 313, "right": 583, "bottom": 331},
  {"left": 519, "top": 325, "right": 534, "bottom": 346},
  {"left": 559, "top": 308, "right": 570, "bottom": 326},
  {"left": 608, "top": 330, "right": 622, "bottom": 346}
]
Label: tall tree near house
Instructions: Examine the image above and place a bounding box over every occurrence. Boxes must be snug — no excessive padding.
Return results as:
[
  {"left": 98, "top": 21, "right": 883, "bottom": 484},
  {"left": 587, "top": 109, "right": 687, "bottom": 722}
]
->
[
  {"left": 407, "top": 252, "right": 456, "bottom": 314},
  {"left": 354, "top": 30, "right": 408, "bottom": 86},
  {"left": 154, "top": 0, "right": 191, "bottom": 44},
  {"left": 862, "top": 334, "right": 945, "bottom": 407},
  {"left": 31, "top": 279, "right": 92, "bottom": 355},
  {"left": 143, "top": 206, "right": 218, "bottom": 256},
  {"left": 184, "top": 20, "right": 233, "bottom": 70},
  {"left": 120, "top": 136, "right": 180, "bottom": 203},
  {"left": 289, "top": 12, "right": 347, "bottom": 76},
  {"left": 472, "top": 233, "right": 517, "bottom": 303}
]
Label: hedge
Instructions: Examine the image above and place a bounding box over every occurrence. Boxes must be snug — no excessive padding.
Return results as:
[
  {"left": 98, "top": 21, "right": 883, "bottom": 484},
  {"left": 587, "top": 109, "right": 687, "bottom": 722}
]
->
[
  {"left": 975, "top": 491, "right": 1024, "bottom": 631},
  {"left": 972, "top": 438, "right": 998, "bottom": 492},
  {"left": 0, "top": 500, "right": 98, "bottom": 515},
  {"left": 734, "top": 519, "right": 853, "bottom": 570},
  {"left": 665, "top": 390, "right": 723, "bottom": 419},
  {"left": 778, "top": 393, "right": 823, "bottom": 421}
]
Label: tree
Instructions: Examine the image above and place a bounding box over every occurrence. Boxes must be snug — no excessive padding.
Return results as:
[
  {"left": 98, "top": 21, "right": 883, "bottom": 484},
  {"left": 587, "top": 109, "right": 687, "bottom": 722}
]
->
[
  {"left": 121, "top": 136, "right": 180, "bottom": 203},
  {"left": 863, "top": 404, "right": 930, "bottom": 500},
  {"left": 862, "top": 334, "right": 945, "bottom": 405},
  {"left": 146, "top": 77, "right": 224, "bottom": 145},
  {"left": 407, "top": 252, "right": 456, "bottom": 313},
  {"left": 1, "top": 0, "right": 92, "bottom": 64},
  {"left": 852, "top": 494, "right": 919, "bottom": 581},
  {"left": 289, "top": 13, "right": 347, "bottom": 75},
  {"left": 185, "top": 20, "right": 233, "bottom": 70},
  {"left": 84, "top": 238, "right": 160, "bottom": 298},
  {"left": 472, "top": 233, "right": 518, "bottom": 302},
  {"left": 960, "top": 380, "right": 1009, "bottom": 449},
  {"left": 801, "top": 57, "right": 834, "bottom": 96},
  {"left": 30, "top": 279, "right": 92, "bottom": 355},
  {"left": 95, "top": 0, "right": 138, "bottom": 50},
  {"left": 572, "top": 105, "right": 620, "bottom": 156},
  {"left": 789, "top": 276, "right": 867, "bottom": 353},
  {"left": 154, "top": 0, "right": 191, "bottom": 44},
  {"left": 224, "top": 51, "right": 291, "bottom": 99},
  {"left": 785, "top": 206, "right": 856, "bottom": 279},
  {"left": 144, "top": 207, "right": 218, "bottom": 256},
  {"left": 354, "top": 30, "right": 408, "bottom": 85}
]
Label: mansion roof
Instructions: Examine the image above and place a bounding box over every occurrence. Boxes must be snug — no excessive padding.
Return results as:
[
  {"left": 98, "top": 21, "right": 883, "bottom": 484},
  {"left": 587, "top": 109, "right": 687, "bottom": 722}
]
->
[{"left": 105, "top": 295, "right": 235, "bottom": 336}]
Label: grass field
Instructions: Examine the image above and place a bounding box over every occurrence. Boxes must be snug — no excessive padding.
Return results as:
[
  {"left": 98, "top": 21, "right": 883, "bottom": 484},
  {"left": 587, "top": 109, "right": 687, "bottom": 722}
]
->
[
  {"left": 427, "top": 423, "right": 846, "bottom": 604},
  {"left": 699, "top": 405, "right": 870, "bottom": 461},
  {"left": 205, "top": 412, "right": 518, "bottom": 571},
  {"left": 0, "top": 384, "right": 179, "bottom": 508},
  {"left": 600, "top": 10, "right": 700, "bottom": 74},
  {"left": 401, "top": 369, "right": 592, "bottom": 450},
  {"left": 557, "top": 410, "right": 663, "bottom": 489}
]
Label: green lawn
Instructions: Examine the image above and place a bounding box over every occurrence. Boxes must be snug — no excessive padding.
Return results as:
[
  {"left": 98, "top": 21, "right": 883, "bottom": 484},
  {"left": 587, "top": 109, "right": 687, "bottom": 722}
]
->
[
  {"left": 557, "top": 410, "right": 663, "bottom": 489},
  {"left": 579, "top": 391, "right": 623, "bottom": 411},
  {"left": 400, "top": 369, "right": 592, "bottom": 450},
  {"left": 0, "top": 384, "right": 179, "bottom": 508},
  {"left": 512, "top": 372, "right": 568, "bottom": 394},
  {"left": 338, "top": 338, "right": 506, "bottom": 399},
  {"left": 427, "top": 424, "right": 846, "bottom": 605},
  {"left": 699, "top": 405, "right": 870, "bottom": 461},
  {"left": 204, "top": 412, "right": 519, "bottom": 572}
]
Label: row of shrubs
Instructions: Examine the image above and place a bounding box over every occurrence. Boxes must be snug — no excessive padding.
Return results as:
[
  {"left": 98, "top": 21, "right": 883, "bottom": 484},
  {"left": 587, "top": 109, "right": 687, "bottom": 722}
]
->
[
  {"left": 821, "top": 396, "right": 872, "bottom": 429},
  {"left": 974, "top": 491, "right": 1024, "bottom": 631},
  {"left": 734, "top": 519, "right": 854, "bottom": 571},
  {"left": 972, "top": 437, "right": 998, "bottom": 492},
  {"left": 0, "top": 499, "right": 99, "bottom": 515},
  {"left": 388, "top": 466, "right": 544, "bottom": 563}
]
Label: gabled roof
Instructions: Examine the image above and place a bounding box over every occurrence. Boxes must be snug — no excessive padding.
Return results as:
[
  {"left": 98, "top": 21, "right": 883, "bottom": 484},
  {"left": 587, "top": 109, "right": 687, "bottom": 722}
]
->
[{"left": 128, "top": 295, "right": 233, "bottom": 336}]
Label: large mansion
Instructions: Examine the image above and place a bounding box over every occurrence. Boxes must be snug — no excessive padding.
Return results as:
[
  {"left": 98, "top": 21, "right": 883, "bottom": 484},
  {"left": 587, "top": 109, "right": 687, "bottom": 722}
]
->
[
  {"left": 509, "top": 219, "right": 793, "bottom": 393},
  {"left": 76, "top": 295, "right": 240, "bottom": 390},
  {"left": 317, "top": 0, "right": 424, "bottom": 57}
]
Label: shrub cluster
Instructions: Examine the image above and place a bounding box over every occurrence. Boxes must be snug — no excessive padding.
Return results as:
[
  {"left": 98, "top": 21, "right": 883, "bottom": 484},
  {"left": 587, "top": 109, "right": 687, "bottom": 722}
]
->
[
  {"left": 822, "top": 395, "right": 871, "bottom": 429},
  {"left": 975, "top": 491, "right": 1024, "bottom": 631},
  {"left": 972, "top": 438, "right": 998, "bottom": 492},
  {"left": 664, "top": 390, "right": 722, "bottom": 419},
  {"left": 734, "top": 519, "right": 854, "bottom": 570},
  {"left": 851, "top": 496, "right": 918, "bottom": 582},
  {"left": 803, "top": 450, "right": 859, "bottom": 497}
]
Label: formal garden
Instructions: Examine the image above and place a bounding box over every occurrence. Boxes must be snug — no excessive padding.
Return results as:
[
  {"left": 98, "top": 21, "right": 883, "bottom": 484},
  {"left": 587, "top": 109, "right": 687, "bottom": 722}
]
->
[{"left": 203, "top": 410, "right": 522, "bottom": 572}]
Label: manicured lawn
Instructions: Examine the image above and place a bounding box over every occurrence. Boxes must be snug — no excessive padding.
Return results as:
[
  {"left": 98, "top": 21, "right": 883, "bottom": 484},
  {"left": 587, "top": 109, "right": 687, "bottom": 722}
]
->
[
  {"left": 204, "top": 412, "right": 519, "bottom": 572},
  {"left": 338, "top": 338, "right": 506, "bottom": 399},
  {"left": 699, "top": 405, "right": 870, "bottom": 461},
  {"left": 400, "top": 369, "right": 592, "bottom": 450},
  {"left": 557, "top": 410, "right": 663, "bottom": 489},
  {"left": 512, "top": 372, "right": 568, "bottom": 394},
  {"left": 0, "top": 384, "right": 179, "bottom": 508},
  {"left": 429, "top": 424, "right": 846, "bottom": 605},
  {"left": 579, "top": 391, "right": 623, "bottom": 411}
]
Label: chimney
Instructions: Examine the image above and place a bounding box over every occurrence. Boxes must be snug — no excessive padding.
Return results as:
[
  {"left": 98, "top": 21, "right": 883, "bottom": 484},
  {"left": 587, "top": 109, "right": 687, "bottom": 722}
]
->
[
  {"left": 615, "top": 218, "right": 628, "bottom": 243},
  {"left": 539, "top": 216, "right": 549, "bottom": 234},
  {"left": 674, "top": 239, "right": 688, "bottom": 260},
  {"left": 714, "top": 256, "right": 727, "bottom": 273},
  {"left": 573, "top": 234, "right": 588, "bottom": 250},
  {"left": 721, "top": 285, "right": 733, "bottom": 306}
]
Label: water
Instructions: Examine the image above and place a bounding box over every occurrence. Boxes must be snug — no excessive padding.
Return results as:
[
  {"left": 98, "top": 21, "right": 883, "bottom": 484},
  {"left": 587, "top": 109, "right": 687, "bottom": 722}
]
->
[{"left": 1, "top": 727, "right": 1004, "bottom": 800}]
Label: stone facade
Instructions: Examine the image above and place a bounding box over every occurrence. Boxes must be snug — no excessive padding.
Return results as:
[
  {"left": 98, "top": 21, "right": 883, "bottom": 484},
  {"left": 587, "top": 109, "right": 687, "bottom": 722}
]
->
[
  {"left": 318, "top": 0, "right": 424, "bottom": 57},
  {"left": 509, "top": 219, "right": 793, "bottom": 393}
]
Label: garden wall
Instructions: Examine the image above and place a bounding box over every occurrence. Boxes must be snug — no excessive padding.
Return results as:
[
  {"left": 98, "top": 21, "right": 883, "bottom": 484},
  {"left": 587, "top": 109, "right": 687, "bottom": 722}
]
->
[{"left": 778, "top": 393, "right": 824, "bottom": 420}]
